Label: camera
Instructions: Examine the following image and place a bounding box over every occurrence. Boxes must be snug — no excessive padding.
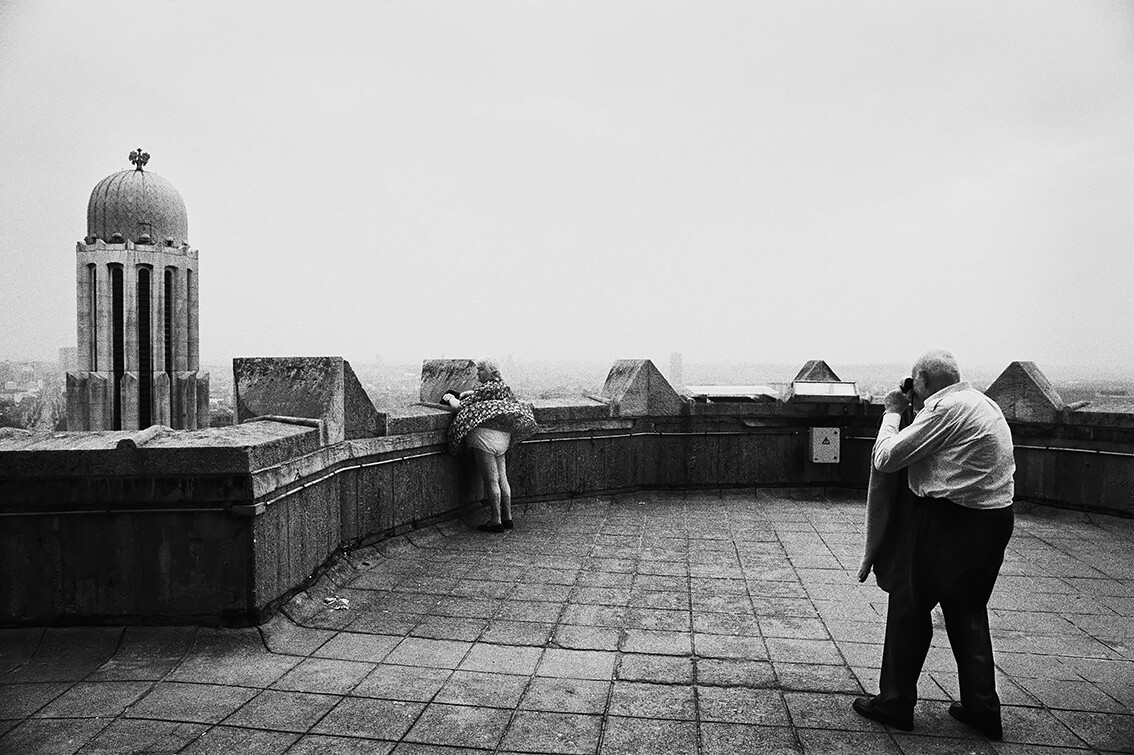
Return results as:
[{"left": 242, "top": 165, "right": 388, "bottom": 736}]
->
[{"left": 900, "top": 377, "right": 914, "bottom": 394}]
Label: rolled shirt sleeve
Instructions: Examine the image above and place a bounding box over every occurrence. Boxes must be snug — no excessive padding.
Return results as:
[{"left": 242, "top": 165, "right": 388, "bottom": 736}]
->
[{"left": 872, "top": 405, "right": 951, "bottom": 473}]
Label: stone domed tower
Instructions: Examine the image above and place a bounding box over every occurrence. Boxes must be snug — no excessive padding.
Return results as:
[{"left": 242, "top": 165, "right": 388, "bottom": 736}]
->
[{"left": 66, "top": 150, "right": 209, "bottom": 431}]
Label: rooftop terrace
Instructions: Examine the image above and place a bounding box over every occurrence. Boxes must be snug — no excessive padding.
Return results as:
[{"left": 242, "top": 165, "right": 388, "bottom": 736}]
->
[
  {"left": 2, "top": 491, "right": 1132, "bottom": 753},
  {"left": 3, "top": 357, "right": 1134, "bottom": 750}
]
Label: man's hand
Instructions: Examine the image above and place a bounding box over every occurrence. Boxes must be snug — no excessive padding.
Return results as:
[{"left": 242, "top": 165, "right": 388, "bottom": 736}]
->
[{"left": 883, "top": 388, "right": 910, "bottom": 414}]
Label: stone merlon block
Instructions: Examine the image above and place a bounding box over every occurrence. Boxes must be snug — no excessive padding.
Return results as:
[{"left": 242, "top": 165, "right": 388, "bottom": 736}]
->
[
  {"left": 420, "top": 359, "right": 478, "bottom": 404},
  {"left": 794, "top": 360, "right": 841, "bottom": 382},
  {"left": 600, "top": 359, "right": 684, "bottom": 417},
  {"left": 985, "top": 361, "right": 1064, "bottom": 423},
  {"left": 234, "top": 357, "right": 385, "bottom": 443}
]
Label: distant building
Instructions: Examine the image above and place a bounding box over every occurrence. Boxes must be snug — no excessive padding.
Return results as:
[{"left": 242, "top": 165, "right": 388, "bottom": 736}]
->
[{"left": 66, "top": 150, "right": 209, "bottom": 430}]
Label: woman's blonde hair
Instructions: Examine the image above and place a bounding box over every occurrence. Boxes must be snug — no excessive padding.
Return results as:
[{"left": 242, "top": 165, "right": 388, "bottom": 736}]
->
[{"left": 476, "top": 357, "right": 502, "bottom": 380}]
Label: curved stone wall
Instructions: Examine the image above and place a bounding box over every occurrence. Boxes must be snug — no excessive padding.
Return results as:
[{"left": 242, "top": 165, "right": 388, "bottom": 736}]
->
[{"left": 2, "top": 358, "right": 1131, "bottom": 626}]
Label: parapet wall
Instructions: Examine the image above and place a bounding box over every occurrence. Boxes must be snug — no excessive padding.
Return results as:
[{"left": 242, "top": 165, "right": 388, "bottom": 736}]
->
[{"left": 1, "top": 358, "right": 1131, "bottom": 627}]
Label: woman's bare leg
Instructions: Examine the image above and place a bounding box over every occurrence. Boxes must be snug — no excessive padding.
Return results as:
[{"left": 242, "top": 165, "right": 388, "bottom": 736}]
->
[
  {"left": 496, "top": 453, "right": 511, "bottom": 522},
  {"left": 473, "top": 449, "right": 501, "bottom": 525}
]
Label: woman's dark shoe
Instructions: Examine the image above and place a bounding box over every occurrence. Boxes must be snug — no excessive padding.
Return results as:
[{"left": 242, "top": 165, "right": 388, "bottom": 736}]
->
[
  {"left": 502, "top": 519, "right": 514, "bottom": 530},
  {"left": 948, "top": 703, "right": 1002, "bottom": 740},
  {"left": 478, "top": 523, "right": 505, "bottom": 534},
  {"left": 852, "top": 697, "right": 914, "bottom": 731}
]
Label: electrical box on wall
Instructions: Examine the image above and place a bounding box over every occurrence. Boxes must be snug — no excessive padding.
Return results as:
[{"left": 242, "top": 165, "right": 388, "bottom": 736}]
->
[{"left": 809, "top": 427, "right": 840, "bottom": 463}]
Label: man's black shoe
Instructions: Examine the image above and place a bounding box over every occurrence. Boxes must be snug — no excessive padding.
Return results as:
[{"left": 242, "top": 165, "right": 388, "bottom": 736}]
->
[
  {"left": 948, "top": 703, "right": 1002, "bottom": 740},
  {"left": 852, "top": 697, "right": 914, "bottom": 731}
]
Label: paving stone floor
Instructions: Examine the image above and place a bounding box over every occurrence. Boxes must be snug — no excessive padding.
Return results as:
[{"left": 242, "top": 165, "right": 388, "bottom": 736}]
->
[{"left": 2, "top": 491, "right": 1133, "bottom": 754}]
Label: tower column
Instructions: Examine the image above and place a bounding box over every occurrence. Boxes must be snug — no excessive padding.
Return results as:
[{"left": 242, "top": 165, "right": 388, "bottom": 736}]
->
[
  {"left": 154, "top": 264, "right": 167, "bottom": 373},
  {"left": 96, "top": 260, "right": 113, "bottom": 373},
  {"left": 187, "top": 266, "right": 199, "bottom": 371},
  {"left": 76, "top": 259, "right": 91, "bottom": 371},
  {"left": 123, "top": 261, "right": 139, "bottom": 372}
]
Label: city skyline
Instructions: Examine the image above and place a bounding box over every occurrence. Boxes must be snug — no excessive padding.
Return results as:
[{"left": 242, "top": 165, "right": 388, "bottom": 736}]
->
[{"left": 1, "top": 1, "right": 1132, "bottom": 370}]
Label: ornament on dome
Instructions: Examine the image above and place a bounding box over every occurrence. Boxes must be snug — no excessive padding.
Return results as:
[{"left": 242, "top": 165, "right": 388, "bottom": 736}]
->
[{"left": 129, "top": 148, "right": 150, "bottom": 171}]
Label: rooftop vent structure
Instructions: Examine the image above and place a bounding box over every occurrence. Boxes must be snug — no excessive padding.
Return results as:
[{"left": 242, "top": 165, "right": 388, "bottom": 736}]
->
[{"left": 788, "top": 380, "right": 859, "bottom": 403}]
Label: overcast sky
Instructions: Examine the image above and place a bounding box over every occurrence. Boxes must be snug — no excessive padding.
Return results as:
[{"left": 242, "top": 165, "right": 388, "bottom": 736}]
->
[{"left": 1, "top": 1, "right": 1132, "bottom": 373}]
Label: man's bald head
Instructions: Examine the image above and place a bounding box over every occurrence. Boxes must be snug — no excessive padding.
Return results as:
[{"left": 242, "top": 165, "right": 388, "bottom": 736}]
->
[{"left": 913, "top": 349, "right": 961, "bottom": 398}]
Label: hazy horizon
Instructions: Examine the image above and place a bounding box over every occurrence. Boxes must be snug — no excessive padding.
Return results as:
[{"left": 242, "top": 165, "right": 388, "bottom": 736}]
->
[{"left": 2, "top": 2, "right": 1132, "bottom": 370}]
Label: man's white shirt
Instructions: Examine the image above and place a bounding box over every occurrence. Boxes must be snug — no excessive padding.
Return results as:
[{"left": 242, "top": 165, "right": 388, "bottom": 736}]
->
[{"left": 872, "top": 382, "right": 1015, "bottom": 509}]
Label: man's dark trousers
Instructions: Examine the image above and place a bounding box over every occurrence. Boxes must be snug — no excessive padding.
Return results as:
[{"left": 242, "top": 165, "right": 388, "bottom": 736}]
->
[{"left": 876, "top": 497, "right": 1014, "bottom": 723}]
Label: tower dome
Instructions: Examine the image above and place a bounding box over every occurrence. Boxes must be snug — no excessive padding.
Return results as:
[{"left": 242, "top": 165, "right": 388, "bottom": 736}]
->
[{"left": 86, "top": 150, "right": 188, "bottom": 246}]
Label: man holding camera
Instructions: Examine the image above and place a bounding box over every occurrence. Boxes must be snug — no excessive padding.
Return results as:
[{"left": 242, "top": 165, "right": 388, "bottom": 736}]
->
[{"left": 853, "top": 349, "right": 1016, "bottom": 740}]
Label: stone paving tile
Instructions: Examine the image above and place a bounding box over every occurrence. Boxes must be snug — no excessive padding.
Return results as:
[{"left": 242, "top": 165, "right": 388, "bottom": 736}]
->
[
  {"left": 537, "top": 649, "right": 618, "bottom": 680},
  {"left": 766, "top": 637, "right": 845, "bottom": 666},
  {"left": 891, "top": 733, "right": 998, "bottom": 755},
  {"left": 346, "top": 611, "right": 422, "bottom": 636},
  {"left": 288, "top": 733, "right": 396, "bottom": 754},
  {"left": 0, "top": 681, "right": 72, "bottom": 718},
  {"left": 561, "top": 604, "right": 628, "bottom": 628},
  {"left": 774, "top": 662, "right": 864, "bottom": 694},
  {"left": 0, "top": 717, "right": 109, "bottom": 755},
  {"left": 168, "top": 649, "right": 300, "bottom": 688},
  {"left": 385, "top": 637, "right": 472, "bottom": 669},
  {"left": 313, "top": 632, "right": 401, "bottom": 663},
  {"left": 700, "top": 722, "right": 801, "bottom": 755},
  {"left": 553, "top": 624, "right": 621, "bottom": 651},
  {"left": 694, "top": 633, "right": 769, "bottom": 660},
  {"left": 222, "top": 688, "right": 340, "bottom": 733},
  {"left": 271, "top": 656, "right": 375, "bottom": 695},
  {"left": 32, "top": 680, "right": 151, "bottom": 718},
  {"left": 696, "top": 658, "right": 777, "bottom": 688},
  {"left": 693, "top": 611, "right": 761, "bottom": 636},
  {"left": 434, "top": 669, "right": 528, "bottom": 708},
  {"left": 74, "top": 718, "right": 208, "bottom": 753},
  {"left": 2, "top": 627, "right": 123, "bottom": 683},
  {"left": 598, "top": 715, "right": 698, "bottom": 755},
  {"left": 258, "top": 614, "right": 336, "bottom": 656},
  {"left": 519, "top": 677, "right": 610, "bottom": 714},
  {"left": 402, "top": 702, "right": 511, "bottom": 749},
  {"left": 620, "top": 628, "right": 692, "bottom": 656},
  {"left": 86, "top": 626, "right": 196, "bottom": 681},
  {"left": 351, "top": 663, "right": 452, "bottom": 701},
  {"left": 796, "top": 727, "right": 903, "bottom": 754},
  {"left": 177, "top": 725, "right": 298, "bottom": 754},
  {"left": 0, "top": 627, "right": 45, "bottom": 672},
  {"left": 616, "top": 652, "right": 694, "bottom": 684},
  {"left": 698, "top": 686, "right": 791, "bottom": 726},
  {"left": 501, "top": 710, "right": 603, "bottom": 754},
  {"left": 125, "top": 681, "right": 258, "bottom": 724},
  {"left": 1048, "top": 709, "right": 1134, "bottom": 752},
  {"left": 480, "top": 619, "right": 555, "bottom": 646},
  {"left": 409, "top": 615, "right": 489, "bottom": 642},
  {"left": 311, "top": 696, "right": 424, "bottom": 740},
  {"left": 783, "top": 691, "right": 878, "bottom": 732},
  {"left": 459, "top": 643, "right": 543, "bottom": 675},
  {"left": 609, "top": 680, "right": 696, "bottom": 720}
]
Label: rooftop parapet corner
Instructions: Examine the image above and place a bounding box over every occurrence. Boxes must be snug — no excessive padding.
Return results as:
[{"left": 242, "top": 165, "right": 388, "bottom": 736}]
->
[
  {"left": 793, "top": 359, "right": 841, "bottom": 382},
  {"left": 600, "top": 359, "right": 685, "bottom": 417},
  {"left": 985, "top": 361, "right": 1064, "bottom": 423},
  {"left": 234, "top": 356, "right": 385, "bottom": 444}
]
